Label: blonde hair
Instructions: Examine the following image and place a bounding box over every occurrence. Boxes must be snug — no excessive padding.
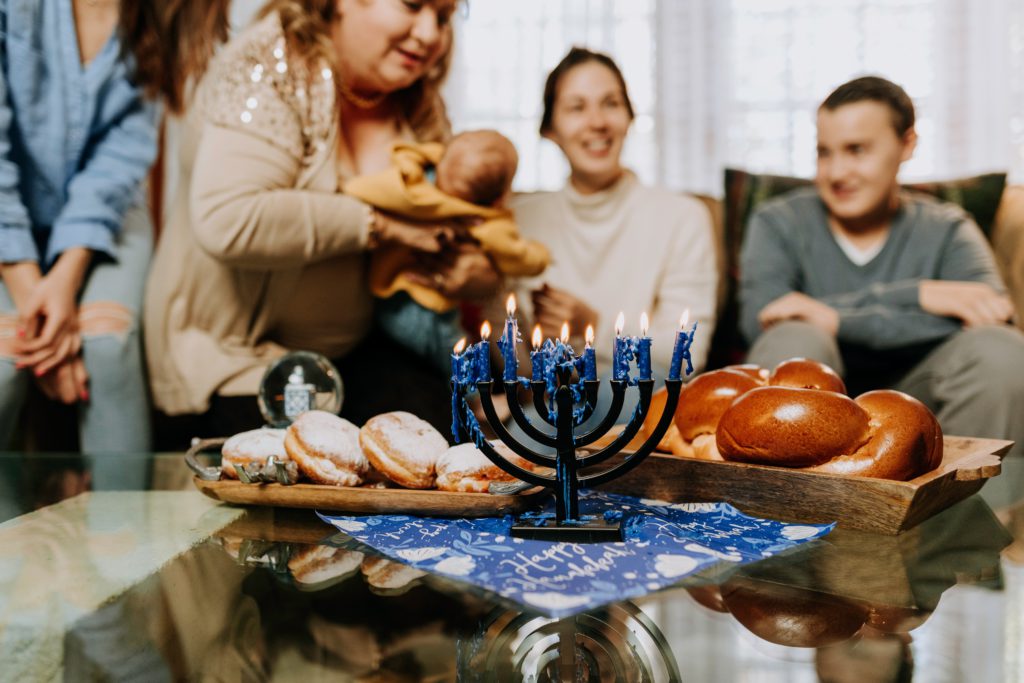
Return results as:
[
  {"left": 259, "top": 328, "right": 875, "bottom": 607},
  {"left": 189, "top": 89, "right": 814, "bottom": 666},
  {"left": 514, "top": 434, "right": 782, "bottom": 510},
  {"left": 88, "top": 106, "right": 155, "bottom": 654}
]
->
[{"left": 258, "top": 0, "right": 454, "bottom": 142}]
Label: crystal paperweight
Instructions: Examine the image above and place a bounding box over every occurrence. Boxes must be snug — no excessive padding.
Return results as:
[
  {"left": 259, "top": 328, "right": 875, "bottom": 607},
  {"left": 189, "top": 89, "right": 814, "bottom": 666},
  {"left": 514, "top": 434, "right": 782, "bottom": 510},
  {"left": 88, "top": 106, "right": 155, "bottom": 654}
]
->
[{"left": 258, "top": 351, "right": 343, "bottom": 427}]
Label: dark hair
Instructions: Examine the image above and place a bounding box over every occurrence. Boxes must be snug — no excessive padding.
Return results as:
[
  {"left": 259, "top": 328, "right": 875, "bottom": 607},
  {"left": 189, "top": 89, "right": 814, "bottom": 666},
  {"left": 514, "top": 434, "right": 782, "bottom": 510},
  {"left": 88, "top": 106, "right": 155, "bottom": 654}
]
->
[
  {"left": 820, "top": 76, "right": 915, "bottom": 137},
  {"left": 539, "top": 46, "right": 634, "bottom": 136},
  {"left": 438, "top": 131, "right": 517, "bottom": 206},
  {"left": 119, "top": 0, "right": 231, "bottom": 114}
]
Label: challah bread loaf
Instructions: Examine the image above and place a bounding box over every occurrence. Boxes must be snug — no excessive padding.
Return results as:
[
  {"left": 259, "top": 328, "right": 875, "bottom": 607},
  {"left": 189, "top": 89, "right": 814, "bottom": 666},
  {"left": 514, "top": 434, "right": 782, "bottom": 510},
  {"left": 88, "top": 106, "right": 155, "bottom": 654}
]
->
[
  {"left": 717, "top": 387, "right": 942, "bottom": 480},
  {"left": 716, "top": 386, "right": 872, "bottom": 467},
  {"left": 637, "top": 387, "right": 687, "bottom": 455},
  {"left": 768, "top": 358, "right": 846, "bottom": 394},
  {"left": 647, "top": 358, "right": 942, "bottom": 481},
  {"left": 807, "top": 390, "right": 943, "bottom": 480},
  {"left": 673, "top": 368, "right": 764, "bottom": 460}
]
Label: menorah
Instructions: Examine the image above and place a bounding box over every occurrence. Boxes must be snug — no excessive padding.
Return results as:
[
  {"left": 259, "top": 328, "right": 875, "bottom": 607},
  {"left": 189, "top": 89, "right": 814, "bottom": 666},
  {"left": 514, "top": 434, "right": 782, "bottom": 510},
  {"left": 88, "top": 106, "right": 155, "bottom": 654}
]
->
[{"left": 451, "top": 297, "right": 697, "bottom": 542}]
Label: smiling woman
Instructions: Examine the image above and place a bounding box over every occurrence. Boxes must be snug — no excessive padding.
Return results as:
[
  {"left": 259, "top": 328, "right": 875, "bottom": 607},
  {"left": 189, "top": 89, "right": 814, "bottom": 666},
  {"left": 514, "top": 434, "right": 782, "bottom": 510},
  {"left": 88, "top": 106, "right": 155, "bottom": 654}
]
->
[
  {"left": 144, "top": 0, "right": 495, "bottom": 441},
  {"left": 509, "top": 47, "right": 718, "bottom": 383}
]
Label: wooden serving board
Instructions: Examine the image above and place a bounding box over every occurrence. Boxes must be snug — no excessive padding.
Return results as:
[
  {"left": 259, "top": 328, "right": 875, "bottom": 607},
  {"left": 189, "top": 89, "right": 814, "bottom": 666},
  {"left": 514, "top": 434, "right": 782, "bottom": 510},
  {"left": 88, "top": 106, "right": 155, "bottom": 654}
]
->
[
  {"left": 194, "top": 477, "right": 549, "bottom": 517},
  {"left": 597, "top": 435, "right": 1012, "bottom": 534}
]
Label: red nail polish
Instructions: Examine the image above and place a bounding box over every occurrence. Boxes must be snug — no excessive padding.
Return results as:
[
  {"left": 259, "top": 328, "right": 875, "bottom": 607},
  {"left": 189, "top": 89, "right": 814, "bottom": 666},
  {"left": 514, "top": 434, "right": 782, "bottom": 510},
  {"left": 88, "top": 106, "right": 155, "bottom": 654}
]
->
[
  {"left": 15, "top": 329, "right": 24, "bottom": 338},
  {"left": 34, "top": 368, "right": 44, "bottom": 377},
  {"left": 80, "top": 389, "right": 90, "bottom": 402}
]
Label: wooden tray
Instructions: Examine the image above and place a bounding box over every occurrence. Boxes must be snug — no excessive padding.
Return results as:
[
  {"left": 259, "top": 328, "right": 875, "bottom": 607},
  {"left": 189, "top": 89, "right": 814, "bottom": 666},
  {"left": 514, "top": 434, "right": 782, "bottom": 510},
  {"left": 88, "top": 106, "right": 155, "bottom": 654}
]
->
[
  {"left": 598, "top": 435, "right": 1012, "bottom": 534},
  {"left": 194, "top": 477, "right": 548, "bottom": 516},
  {"left": 187, "top": 436, "right": 549, "bottom": 516}
]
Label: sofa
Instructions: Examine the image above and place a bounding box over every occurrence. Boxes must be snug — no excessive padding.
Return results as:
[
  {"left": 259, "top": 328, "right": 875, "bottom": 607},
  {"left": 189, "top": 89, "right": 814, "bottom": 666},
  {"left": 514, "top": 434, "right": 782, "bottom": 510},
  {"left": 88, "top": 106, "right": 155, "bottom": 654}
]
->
[{"left": 697, "top": 170, "right": 1024, "bottom": 370}]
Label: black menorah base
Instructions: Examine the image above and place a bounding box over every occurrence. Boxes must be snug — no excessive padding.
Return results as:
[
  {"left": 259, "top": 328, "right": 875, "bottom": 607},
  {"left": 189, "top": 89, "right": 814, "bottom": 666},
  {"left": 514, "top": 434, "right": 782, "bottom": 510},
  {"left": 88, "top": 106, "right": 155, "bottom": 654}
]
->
[
  {"left": 511, "top": 514, "right": 623, "bottom": 543},
  {"left": 452, "top": 371, "right": 684, "bottom": 543}
]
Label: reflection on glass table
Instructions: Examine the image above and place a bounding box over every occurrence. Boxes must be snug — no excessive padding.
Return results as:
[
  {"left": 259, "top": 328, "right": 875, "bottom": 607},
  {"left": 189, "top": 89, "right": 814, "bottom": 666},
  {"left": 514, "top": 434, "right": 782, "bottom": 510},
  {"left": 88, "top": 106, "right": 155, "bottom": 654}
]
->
[{"left": 0, "top": 451, "right": 1020, "bottom": 681}]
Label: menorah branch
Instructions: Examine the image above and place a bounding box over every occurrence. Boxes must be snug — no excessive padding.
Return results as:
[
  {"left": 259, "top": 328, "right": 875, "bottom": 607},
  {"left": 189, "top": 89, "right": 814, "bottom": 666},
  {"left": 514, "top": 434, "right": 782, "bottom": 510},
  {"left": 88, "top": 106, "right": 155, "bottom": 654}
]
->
[{"left": 475, "top": 381, "right": 557, "bottom": 468}]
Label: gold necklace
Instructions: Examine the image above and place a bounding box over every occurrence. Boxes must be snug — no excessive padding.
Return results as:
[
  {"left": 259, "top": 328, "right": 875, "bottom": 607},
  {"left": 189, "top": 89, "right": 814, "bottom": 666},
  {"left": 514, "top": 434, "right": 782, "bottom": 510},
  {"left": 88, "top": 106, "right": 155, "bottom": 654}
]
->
[{"left": 337, "top": 79, "right": 387, "bottom": 110}]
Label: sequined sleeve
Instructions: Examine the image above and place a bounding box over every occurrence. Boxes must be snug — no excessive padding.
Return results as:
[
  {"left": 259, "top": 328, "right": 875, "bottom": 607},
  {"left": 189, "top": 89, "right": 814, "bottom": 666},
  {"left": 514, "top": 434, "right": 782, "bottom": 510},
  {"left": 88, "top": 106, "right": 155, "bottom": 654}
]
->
[
  {"left": 187, "top": 15, "right": 373, "bottom": 266},
  {"left": 198, "top": 14, "right": 334, "bottom": 163}
]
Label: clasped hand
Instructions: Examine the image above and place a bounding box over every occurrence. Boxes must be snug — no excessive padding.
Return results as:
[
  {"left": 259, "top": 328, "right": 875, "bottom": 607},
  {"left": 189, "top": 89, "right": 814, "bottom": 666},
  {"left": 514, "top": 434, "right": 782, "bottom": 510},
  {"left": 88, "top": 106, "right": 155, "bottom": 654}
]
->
[{"left": 6, "top": 258, "right": 90, "bottom": 404}]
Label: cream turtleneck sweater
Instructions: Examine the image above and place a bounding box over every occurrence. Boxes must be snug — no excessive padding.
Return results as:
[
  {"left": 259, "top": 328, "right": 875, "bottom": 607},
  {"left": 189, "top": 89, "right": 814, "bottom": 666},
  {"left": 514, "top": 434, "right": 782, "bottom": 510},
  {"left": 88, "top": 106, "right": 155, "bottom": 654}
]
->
[{"left": 509, "top": 172, "right": 718, "bottom": 377}]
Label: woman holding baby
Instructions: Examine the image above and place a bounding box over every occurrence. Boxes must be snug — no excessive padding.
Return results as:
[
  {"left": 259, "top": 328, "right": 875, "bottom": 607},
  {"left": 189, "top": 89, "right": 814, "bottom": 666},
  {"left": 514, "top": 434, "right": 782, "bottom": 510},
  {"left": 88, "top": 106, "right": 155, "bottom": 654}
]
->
[{"left": 145, "top": 0, "right": 496, "bottom": 440}]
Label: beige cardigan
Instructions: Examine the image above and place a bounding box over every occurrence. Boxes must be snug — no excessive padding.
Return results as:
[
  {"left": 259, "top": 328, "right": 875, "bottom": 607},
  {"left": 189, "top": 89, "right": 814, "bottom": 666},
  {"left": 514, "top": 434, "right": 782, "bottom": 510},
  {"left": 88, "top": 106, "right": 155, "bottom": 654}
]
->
[{"left": 145, "top": 15, "right": 436, "bottom": 415}]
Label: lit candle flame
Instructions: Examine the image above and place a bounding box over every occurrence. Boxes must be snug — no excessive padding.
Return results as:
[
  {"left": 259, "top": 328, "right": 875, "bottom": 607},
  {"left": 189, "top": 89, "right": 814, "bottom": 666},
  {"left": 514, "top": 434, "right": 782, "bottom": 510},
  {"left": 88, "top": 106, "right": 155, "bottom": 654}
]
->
[
  {"left": 585, "top": 325, "right": 594, "bottom": 347},
  {"left": 680, "top": 309, "right": 690, "bottom": 329},
  {"left": 640, "top": 312, "right": 649, "bottom": 336},
  {"left": 453, "top": 338, "right": 467, "bottom": 354},
  {"left": 480, "top": 321, "right": 491, "bottom": 340},
  {"left": 614, "top": 312, "right": 625, "bottom": 335},
  {"left": 505, "top": 294, "right": 517, "bottom": 316},
  {"left": 560, "top": 322, "right": 570, "bottom": 343},
  {"left": 532, "top": 324, "right": 542, "bottom": 350}
]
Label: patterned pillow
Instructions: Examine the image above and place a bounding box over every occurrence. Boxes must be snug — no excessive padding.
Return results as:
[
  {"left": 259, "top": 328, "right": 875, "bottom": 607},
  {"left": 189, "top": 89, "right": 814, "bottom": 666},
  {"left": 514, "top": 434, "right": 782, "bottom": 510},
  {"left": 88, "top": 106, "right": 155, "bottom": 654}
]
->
[{"left": 706, "top": 169, "right": 1008, "bottom": 369}]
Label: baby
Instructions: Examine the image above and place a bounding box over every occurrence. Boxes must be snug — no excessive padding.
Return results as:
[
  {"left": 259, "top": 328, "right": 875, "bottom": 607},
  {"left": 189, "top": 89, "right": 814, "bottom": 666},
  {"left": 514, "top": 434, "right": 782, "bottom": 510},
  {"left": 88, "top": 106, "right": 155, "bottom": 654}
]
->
[{"left": 344, "top": 130, "right": 549, "bottom": 372}]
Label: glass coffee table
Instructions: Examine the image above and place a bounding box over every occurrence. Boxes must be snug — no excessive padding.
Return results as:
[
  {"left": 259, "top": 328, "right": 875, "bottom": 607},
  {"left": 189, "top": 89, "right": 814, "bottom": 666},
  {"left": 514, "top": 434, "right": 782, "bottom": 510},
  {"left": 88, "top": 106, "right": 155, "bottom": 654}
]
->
[{"left": 0, "top": 451, "right": 1021, "bottom": 681}]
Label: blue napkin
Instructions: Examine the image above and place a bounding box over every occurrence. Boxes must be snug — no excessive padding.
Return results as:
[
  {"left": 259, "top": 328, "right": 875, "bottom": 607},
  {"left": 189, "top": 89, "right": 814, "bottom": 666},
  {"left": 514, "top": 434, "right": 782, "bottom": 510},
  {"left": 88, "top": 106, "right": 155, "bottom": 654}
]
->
[{"left": 318, "top": 489, "right": 832, "bottom": 617}]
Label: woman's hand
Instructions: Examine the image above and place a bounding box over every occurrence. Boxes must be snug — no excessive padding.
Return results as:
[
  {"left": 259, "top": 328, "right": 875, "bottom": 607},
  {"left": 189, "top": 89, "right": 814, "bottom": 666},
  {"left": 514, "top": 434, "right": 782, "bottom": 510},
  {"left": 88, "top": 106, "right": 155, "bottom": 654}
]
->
[
  {"left": 530, "top": 283, "right": 599, "bottom": 339},
  {"left": 34, "top": 356, "right": 89, "bottom": 404},
  {"left": 371, "top": 210, "right": 459, "bottom": 254},
  {"left": 14, "top": 248, "right": 92, "bottom": 376},
  {"left": 406, "top": 238, "right": 501, "bottom": 303}
]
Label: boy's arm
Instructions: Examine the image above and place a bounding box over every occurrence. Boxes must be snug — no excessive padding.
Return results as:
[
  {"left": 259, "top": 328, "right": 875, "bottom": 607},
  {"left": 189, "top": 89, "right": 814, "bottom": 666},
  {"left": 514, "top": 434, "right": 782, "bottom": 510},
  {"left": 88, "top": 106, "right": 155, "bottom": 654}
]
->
[{"left": 737, "top": 210, "right": 804, "bottom": 345}]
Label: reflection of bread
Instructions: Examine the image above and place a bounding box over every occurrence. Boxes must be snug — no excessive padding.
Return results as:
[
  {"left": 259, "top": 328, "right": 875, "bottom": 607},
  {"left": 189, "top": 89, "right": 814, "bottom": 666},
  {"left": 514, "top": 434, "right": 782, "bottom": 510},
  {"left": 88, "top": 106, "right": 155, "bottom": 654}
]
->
[
  {"left": 361, "top": 556, "right": 426, "bottom": 593},
  {"left": 435, "top": 442, "right": 534, "bottom": 493},
  {"left": 287, "top": 544, "right": 365, "bottom": 588},
  {"left": 285, "top": 411, "right": 368, "bottom": 486},
  {"left": 221, "top": 428, "right": 287, "bottom": 478},
  {"left": 359, "top": 412, "right": 448, "bottom": 489},
  {"left": 721, "top": 577, "right": 868, "bottom": 648}
]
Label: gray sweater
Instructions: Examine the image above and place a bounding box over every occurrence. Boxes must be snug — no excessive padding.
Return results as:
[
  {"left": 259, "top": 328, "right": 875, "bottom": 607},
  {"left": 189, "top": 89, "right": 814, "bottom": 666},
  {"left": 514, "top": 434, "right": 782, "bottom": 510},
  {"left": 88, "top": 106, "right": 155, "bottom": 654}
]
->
[{"left": 739, "top": 187, "right": 1006, "bottom": 351}]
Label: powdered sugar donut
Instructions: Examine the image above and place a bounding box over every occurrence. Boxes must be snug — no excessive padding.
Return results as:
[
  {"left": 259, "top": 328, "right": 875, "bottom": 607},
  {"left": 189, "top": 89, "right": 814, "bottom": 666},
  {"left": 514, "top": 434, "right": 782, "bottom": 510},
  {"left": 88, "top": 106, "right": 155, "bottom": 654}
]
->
[
  {"left": 285, "top": 410, "right": 368, "bottom": 486},
  {"left": 359, "top": 412, "right": 448, "bottom": 489},
  {"left": 221, "top": 428, "right": 287, "bottom": 479},
  {"left": 436, "top": 442, "right": 535, "bottom": 493}
]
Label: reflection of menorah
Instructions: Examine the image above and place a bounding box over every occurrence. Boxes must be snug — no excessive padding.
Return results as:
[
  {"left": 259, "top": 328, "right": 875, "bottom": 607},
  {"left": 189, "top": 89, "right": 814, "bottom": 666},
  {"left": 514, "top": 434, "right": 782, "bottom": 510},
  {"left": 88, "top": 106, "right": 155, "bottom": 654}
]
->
[
  {"left": 451, "top": 297, "right": 696, "bottom": 542},
  {"left": 459, "top": 602, "right": 681, "bottom": 681}
]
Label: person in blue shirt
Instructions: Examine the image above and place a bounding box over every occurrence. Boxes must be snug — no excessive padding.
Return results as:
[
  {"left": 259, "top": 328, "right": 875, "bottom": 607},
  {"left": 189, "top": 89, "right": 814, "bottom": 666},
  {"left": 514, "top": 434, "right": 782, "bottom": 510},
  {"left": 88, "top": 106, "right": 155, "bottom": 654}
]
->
[{"left": 0, "top": 0, "right": 159, "bottom": 478}]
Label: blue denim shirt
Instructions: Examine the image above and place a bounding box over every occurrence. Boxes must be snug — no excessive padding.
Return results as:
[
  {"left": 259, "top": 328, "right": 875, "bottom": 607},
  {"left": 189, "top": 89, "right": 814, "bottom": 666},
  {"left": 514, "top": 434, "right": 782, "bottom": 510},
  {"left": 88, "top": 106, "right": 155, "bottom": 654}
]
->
[{"left": 0, "top": 0, "right": 158, "bottom": 267}]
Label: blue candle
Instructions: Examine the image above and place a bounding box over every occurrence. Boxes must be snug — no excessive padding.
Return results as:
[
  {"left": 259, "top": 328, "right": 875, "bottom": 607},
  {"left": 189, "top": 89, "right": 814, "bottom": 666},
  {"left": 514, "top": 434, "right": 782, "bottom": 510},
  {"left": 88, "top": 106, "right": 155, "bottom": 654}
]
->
[
  {"left": 668, "top": 311, "right": 697, "bottom": 380},
  {"left": 499, "top": 294, "right": 519, "bottom": 381},
  {"left": 612, "top": 312, "right": 628, "bottom": 380},
  {"left": 476, "top": 322, "right": 491, "bottom": 382},
  {"left": 637, "top": 313, "right": 652, "bottom": 380},
  {"left": 451, "top": 338, "right": 467, "bottom": 384},
  {"left": 583, "top": 324, "right": 597, "bottom": 381},
  {"left": 530, "top": 325, "right": 546, "bottom": 381}
]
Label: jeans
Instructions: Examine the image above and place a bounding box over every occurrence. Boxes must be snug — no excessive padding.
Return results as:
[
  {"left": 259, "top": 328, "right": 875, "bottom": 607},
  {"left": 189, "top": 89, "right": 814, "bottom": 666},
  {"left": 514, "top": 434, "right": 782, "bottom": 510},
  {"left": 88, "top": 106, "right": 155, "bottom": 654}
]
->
[{"left": 0, "top": 205, "right": 152, "bottom": 489}]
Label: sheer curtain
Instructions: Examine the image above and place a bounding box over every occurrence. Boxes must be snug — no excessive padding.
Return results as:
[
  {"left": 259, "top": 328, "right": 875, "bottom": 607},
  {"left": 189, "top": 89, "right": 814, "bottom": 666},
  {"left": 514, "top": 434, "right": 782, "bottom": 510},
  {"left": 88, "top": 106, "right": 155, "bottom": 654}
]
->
[{"left": 446, "top": 0, "right": 1024, "bottom": 195}]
